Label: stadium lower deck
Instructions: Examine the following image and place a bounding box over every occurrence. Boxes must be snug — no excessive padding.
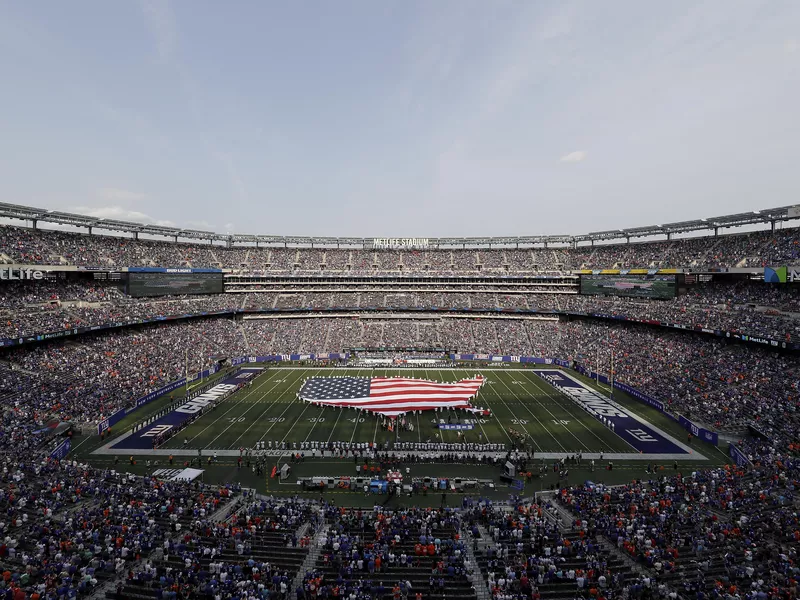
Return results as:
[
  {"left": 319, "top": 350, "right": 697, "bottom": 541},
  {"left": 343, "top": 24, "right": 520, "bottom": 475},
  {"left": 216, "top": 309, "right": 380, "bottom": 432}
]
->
[{"left": 94, "top": 366, "right": 703, "bottom": 462}]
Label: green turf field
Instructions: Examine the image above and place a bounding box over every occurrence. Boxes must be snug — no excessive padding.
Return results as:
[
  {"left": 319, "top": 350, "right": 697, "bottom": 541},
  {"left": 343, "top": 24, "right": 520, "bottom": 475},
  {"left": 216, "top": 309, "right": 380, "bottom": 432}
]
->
[{"left": 156, "top": 367, "right": 644, "bottom": 453}]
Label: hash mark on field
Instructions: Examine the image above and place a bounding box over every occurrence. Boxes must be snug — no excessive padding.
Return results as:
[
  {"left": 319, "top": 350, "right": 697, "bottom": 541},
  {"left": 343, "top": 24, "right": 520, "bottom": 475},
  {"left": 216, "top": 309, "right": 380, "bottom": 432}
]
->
[
  {"left": 348, "top": 369, "right": 365, "bottom": 445},
  {"left": 187, "top": 369, "right": 280, "bottom": 447},
  {"left": 326, "top": 406, "right": 343, "bottom": 444},
  {"left": 497, "top": 375, "right": 565, "bottom": 451},
  {"left": 476, "top": 378, "right": 516, "bottom": 447},
  {"left": 257, "top": 368, "right": 322, "bottom": 443},
  {"left": 520, "top": 371, "right": 612, "bottom": 452},
  {"left": 274, "top": 368, "right": 325, "bottom": 444},
  {"left": 226, "top": 369, "right": 308, "bottom": 449}
]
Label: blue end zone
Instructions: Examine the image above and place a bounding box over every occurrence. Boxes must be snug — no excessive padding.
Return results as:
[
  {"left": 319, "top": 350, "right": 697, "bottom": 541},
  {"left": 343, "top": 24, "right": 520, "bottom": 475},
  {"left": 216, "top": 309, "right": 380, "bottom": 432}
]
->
[
  {"left": 110, "top": 369, "right": 260, "bottom": 450},
  {"left": 533, "top": 370, "right": 690, "bottom": 454}
]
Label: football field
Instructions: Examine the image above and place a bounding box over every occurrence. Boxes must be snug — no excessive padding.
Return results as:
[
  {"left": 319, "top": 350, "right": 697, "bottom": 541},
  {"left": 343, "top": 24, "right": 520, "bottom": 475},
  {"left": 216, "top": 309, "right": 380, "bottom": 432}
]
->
[{"left": 156, "top": 367, "right": 640, "bottom": 454}]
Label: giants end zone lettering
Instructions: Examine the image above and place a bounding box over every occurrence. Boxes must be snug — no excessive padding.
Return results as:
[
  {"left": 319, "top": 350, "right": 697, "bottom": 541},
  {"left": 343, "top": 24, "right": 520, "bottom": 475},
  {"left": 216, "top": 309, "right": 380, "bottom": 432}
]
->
[
  {"left": 533, "top": 369, "right": 690, "bottom": 454},
  {"left": 176, "top": 383, "right": 237, "bottom": 414},
  {"left": 539, "top": 372, "right": 626, "bottom": 417}
]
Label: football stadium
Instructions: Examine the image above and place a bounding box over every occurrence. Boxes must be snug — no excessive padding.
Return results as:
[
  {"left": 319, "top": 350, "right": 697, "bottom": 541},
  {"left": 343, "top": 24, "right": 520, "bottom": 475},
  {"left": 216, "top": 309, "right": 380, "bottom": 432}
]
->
[
  {"left": 1, "top": 202, "right": 799, "bottom": 599},
  {"left": 2, "top": 4, "right": 799, "bottom": 599}
]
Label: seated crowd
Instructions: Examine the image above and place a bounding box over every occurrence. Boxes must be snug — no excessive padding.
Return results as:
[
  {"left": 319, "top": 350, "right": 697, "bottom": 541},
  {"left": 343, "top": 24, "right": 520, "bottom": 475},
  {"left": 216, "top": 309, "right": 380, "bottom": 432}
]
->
[
  {"left": 0, "top": 314, "right": 797, "bottom": 453},
  {"left": 3, "top": 224, "right": 800, "bottom": 272},
  {"left": 558, "top": 456, "right": 798, "bottom": 599},
  {"left": 0, "top": 453, "right": 240, "bottom": 598},
  {"left": 2, "top": 280, "right": 799, "bottom": 352}
]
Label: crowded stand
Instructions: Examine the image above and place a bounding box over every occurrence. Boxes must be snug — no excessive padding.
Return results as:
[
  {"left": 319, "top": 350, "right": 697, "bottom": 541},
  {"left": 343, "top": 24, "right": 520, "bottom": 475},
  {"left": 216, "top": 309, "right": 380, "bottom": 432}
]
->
[
  {"left": 0, "top": 290, "right": 240, "bottom": 340},
  {"left": 558, "top": 459, "right": 798, "bottom": 599},
  {"left": 4, "top": 277, "right": 799, "bottom": 349},
  {"left": 0, "top": 314, "right": 796, "bottom": 446},
  {"left": 118, "top": 497, "right": 314, "bottom": 600},
  {"left": 0, "top": 318, "right": 247, "bottom": 448},
  {"left": 4, "top": 224, "right": 800, "bottom": 272},
  {"left": 2, "top": 215, "right": 800, "bottom": 600},
  {"left": 466, "top": 498, "right": 655, "bottom": 600},
  {"left": 301, "top": 505, "right": 477, "bottom": 600},
  {"left": 0, "top": 453, "right": 240, "bottom": 598}
]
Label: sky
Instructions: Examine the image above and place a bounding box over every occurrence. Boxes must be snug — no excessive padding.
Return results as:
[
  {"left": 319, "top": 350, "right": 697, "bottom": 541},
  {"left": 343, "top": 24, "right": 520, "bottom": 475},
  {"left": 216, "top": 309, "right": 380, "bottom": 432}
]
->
[{"left": 0, "top": 1, "right": 798, "bottom": 239}]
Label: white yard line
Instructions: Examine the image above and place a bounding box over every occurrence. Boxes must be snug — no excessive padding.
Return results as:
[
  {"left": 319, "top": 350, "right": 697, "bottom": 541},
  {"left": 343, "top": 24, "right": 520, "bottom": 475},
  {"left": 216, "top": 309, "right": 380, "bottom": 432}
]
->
[
  {"left": 347, "top": 369, "right": 365, "bottom": 444},
  {"left": 495, "top": 374, "right": 557, "bottom": 452},
  {"left": 272, "top": 368, "right": 326, "bottom": 444},
  {"left": 478, "top": 378, "right": 517, "bottom": 446},
  {"left": 372, "top": 414, "right": 380, "bottom": 444},
  {"left": 281, "top": 402, "right": 312, "bottom": 444},
  {"left": 186, "top": 370, "right": 281, "bottom": 446},
  {"left": 506, "top": 373, "right": 590, "bottom": 452},
  {"left": 520, "top": 370, "right": 612, "bottom": 452},
  {"left": 226, "top": 369, "right": 308, "bottom": 449},
  {"left": 326, "top": 407, "right": 343, "bottom": 444}
]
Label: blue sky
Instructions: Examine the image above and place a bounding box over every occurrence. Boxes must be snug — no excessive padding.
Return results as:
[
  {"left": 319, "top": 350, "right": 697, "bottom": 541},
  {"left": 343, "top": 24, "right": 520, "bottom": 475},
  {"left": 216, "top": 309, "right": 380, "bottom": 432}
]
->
[{"left": 0, "top": 1, "right": 798, "bottom": 238}]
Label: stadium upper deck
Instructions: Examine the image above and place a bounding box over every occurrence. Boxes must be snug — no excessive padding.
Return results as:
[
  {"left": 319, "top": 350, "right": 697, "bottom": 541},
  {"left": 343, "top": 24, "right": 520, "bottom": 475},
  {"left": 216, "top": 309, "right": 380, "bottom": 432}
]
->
[{"left": 1, "top": 202, "right": 800, "bottom": 271}]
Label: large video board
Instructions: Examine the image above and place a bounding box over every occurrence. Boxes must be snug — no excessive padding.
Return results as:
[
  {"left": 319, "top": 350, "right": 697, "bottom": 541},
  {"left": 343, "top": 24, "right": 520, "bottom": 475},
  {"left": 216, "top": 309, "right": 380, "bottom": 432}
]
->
[{"left": 580, "top": 274, "right": 676, "bottom": 299}]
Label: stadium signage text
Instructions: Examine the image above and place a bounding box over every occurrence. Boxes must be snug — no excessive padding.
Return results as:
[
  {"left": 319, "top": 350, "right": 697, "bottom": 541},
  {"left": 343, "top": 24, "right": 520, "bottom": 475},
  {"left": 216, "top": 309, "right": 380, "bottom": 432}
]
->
[
  {"left": 372, "top": 238, "right": 429, "bottom": 249},
  {"left": 539, "top": 373, "right": 627, "bottom": 418},
  {"left": 0, "top": 268, "right": 45, "bottom": 280},
  {"left": 568, "top": 391, "right": 628, "bottom": 418},
  {"left": 175, "top": 383, "right": 237, "bottom": 414}
]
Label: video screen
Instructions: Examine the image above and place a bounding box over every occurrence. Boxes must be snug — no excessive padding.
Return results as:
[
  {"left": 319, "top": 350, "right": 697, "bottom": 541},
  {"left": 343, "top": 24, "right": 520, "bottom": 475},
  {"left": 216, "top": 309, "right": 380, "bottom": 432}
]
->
[
  {"left": 580, "top": 274, "right": 676, "bottom": 299},
  {"left": 127, "top": 272, "right": 223, "bottom": 297}
]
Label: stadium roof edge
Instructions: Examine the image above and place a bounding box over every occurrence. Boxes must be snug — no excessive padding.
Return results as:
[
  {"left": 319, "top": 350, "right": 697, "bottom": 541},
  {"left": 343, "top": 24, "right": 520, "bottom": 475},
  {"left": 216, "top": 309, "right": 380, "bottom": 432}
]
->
[{"left": 0, "top": 201, "right": 798, "bottom": 247}]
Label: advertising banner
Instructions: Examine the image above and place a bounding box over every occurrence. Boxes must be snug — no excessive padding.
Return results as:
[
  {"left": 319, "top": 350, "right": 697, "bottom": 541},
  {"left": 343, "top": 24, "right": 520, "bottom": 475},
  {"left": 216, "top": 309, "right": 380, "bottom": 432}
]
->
[
  {"left": 729, "top": 443, "right": 752, "bottom": 467},
  {"left": 49, "top": 438, "right": 71, "bottom": 461},
  {"left": 679, "top": 415, "right": 719, "bottom": 445}
]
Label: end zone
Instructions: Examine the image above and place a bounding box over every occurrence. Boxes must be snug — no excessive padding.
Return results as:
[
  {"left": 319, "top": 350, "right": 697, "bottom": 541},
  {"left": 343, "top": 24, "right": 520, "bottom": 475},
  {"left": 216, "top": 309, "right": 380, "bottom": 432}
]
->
[
  {"left": 104, "top": 368, "right": 262, "bottom": 451},
  {"left": 533, "top": 370, "right": 702, "bottom": 459}
]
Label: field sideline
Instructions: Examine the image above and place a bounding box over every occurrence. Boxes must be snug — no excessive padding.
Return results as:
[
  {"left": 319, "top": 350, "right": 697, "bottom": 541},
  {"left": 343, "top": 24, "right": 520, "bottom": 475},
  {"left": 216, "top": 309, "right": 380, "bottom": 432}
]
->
[{"left": 135, "top": 366, "right": 674, "bottom": 455}]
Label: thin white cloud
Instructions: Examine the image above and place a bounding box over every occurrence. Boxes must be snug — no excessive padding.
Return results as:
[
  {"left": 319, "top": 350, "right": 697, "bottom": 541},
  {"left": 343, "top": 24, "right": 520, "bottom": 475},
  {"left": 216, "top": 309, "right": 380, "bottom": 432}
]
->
[
  {"left": 98, "top": 187, "right": 148, "bottom": 203},
  {"left": 786, "top": 39, "right": 798, "bottom": 53},
  {"left": 186, "top": 220, "right": 212, "bottom": 230},
  {"left": 72, "top": 204, "right": 175, "bottom": 227},
  {"left": 560, "top": 150, "right": 587, "bottom": 163},
  {"left": 535, "top": 6, "right": 574, "bottom": 41},
  {"left": 140, "top": 0, "right": 177, "bottom": 62}
]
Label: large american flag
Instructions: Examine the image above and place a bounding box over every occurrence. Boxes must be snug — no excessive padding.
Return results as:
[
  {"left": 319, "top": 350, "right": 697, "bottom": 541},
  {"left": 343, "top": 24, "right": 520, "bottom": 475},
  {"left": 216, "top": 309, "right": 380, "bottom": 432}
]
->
[{"left": 299, "top": 375, "right": 486, "bottom": 417}]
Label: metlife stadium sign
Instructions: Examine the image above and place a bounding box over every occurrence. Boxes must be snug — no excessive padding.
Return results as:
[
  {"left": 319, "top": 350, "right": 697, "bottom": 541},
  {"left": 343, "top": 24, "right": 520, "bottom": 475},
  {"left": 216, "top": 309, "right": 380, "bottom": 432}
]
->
[
  {"left": 0, "top": 268, "right": 46, "bottom": 280},
  {"left": 372, "top": 238, "right": 429, "bottom": 249}
]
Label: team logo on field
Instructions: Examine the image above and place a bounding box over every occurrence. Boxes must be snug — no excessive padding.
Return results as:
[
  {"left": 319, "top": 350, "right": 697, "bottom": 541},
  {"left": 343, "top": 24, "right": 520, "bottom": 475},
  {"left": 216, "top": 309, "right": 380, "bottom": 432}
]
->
[{"left": 142, "top": 424, "right": 173, "bottom": 437}]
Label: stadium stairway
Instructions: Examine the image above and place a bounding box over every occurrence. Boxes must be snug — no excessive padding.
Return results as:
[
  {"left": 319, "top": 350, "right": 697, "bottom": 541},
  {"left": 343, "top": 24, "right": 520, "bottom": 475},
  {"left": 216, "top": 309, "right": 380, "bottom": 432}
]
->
[
  {"left": 290, "top": 523, "right": 329, "bottom": 599},
  {"left": 464, "top": 538, "right": 492, "bottom": 600},
  {"left": 107, "top": 503, "right": 309, "bottom": 600},
  {"left": 238, "top": 321, "right": 252, "bottom": 353},
  {"left": 305, "top": 520, "right": 479, "bottom": 600}
]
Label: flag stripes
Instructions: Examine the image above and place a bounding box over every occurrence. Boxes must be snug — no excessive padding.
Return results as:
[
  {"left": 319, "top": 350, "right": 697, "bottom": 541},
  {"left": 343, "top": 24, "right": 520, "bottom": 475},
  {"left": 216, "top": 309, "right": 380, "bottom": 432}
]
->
[{"left": 299, "top": 375, "right": 485, "bottom": 417}]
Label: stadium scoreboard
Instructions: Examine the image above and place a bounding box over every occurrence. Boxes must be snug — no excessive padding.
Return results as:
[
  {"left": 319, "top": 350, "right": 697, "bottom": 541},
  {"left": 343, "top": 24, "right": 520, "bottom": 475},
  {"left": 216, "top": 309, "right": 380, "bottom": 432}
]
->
[
  {"left": 127, "top": 272, "right": 224, "bottom": 297},
  {"left": 580, "top": 274, "right": 676, "bottom": 299}
]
